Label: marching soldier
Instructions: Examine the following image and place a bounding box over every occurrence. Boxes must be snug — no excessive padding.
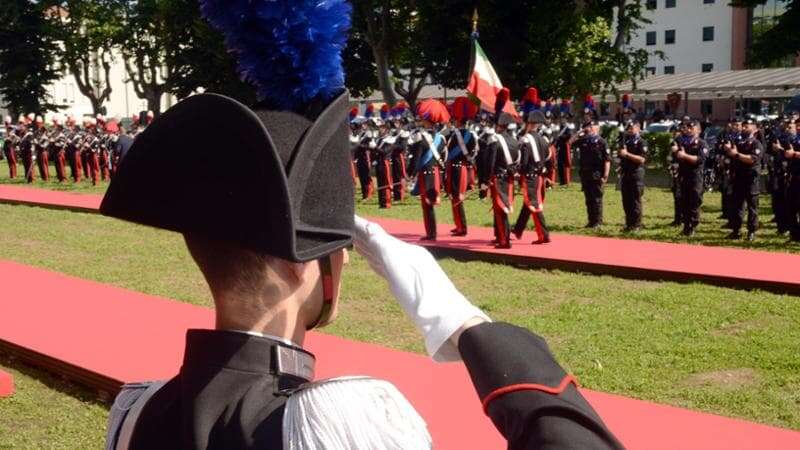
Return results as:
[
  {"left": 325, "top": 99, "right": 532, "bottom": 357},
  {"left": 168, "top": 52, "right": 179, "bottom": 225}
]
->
[
  {"left": 674, "top": 120, "right": 709, "bottom": 237},
  {"left": 391, "top": 120, "right": 410, "bottom": 201},
  {"left": 3, "top": 116, "right": 18, "bottom": 179},
  {"left": 49, "top": 116, "right": 69, "bottom": 182},
  {"left": 446, "top": 106, "right": 479, "bottom": 236},
  {"left": 574, "top": 120, "right": 610, "bottom": 229},
  {"left": 513, "top": 111, "right": 551, "bottom": 244},
  {"left": 19, "top": 122, "right": 35, "bottom": 183},
  {"left": 725, "top": 117, "right": 763, "bottom": 241},
  {"left": 67, "top": 118, "right": 84, "bottom": 182},
  {"left": 373, "top": 121, "right": 395, "bottom": 209},
  {"left": 408, "top": 110, "right": 447, "bottom": 241},
  {"left": 484, "top": 113, "right": 520, "bottom": 248},
  {"left": 33, "top": 116, "right": 50, "bottom": 181},
  {"left": 618, "top": 121, "right": 648, "bottom": 232},
  {"left": 82, "top": 119, "right": 102, "bottom": 186},
  {"left": 354, "top": 119, "right": 377, "bottom": 200}
]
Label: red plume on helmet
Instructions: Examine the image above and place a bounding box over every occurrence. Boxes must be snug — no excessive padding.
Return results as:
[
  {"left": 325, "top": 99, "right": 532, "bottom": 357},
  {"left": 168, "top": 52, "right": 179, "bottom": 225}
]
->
[
  {"left": 380, "top": 103, "right": 390, "bottom": 120},
  {"left": 451, "top": 96, "right": 478, "bottom": 123},
  {"left": 522, "top": 87, "right": 541, "bottom": 114},
  {"left": 349, "top": 107, "right": 358, "bottom": 120},
  {"left": 495, "top": 87, "right": 511, "bottom": 116},
  {"left": 365, "top": 103, "right": 375, "bottom": 118},
  {"left": 416, "top": 99, "right": 451, "bottom": 124},
  {"left": 622, "top": 94, "right": 632, "bottom": 109},
  {"left": 584, "top": 94, "right": 595, "bottom": 111}
]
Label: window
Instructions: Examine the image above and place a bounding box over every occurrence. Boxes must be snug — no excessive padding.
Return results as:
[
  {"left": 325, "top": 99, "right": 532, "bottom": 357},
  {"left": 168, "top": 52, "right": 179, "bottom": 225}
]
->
[
  {"left": 646, "top": 0, "right": 657, "bottom": 9},
  {"left": 645, "top": 101, "right": 656, "bottom": 115},
  {"left": 646, "top": 31, "right": 656, "bottom": 46},
  {"left": 700, "top": 100, "right": 713, "bottom": 116},
  {"left": 664, "top": 65, "right": 675, "bottom": 74},
  {"left": 704, "top": 0, "right": 715, "bottom": 4},
  {"left": 666, "top": 0, "right": 676, "bottom": 7},
  {"left": 702, "top": 63, "right": 714, "bottom": 72},
  {"left": 600, "top": 102, "right": 610, "bottom": 116},
  {"left": 703, "top": 26, "right": 715, "bottom": 41},
  {"left": 665, "top": 29, "right": 675, "bottom": 44},
  {"left": 646, "top": 67, "right": 656, "bottom": 75}
]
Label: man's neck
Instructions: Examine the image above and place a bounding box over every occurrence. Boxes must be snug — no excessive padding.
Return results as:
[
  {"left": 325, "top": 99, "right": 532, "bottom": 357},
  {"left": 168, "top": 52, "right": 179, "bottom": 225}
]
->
[{"left": 214, "top": 302, "right": 307, "bottom": 346}]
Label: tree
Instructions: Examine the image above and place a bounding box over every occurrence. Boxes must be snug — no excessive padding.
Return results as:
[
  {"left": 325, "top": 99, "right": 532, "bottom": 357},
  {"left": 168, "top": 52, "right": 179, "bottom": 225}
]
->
[
  {"left": 49, "top": 0, "right": 125, "bottom": 115},
  {"left": 159, "top": 0, "right": 256, "bottom": 103},
  {"left": 346, "top": 1, "right": 655, "bottom": 109},
  {"left": 731, "top": 0, "right": 800, "bottom": 68},
  {"left": 117, "top": 0, "right": 177, "bottom": 116},
  {"left": 0, "top": 0, "right": 63, "bottom": 116}
]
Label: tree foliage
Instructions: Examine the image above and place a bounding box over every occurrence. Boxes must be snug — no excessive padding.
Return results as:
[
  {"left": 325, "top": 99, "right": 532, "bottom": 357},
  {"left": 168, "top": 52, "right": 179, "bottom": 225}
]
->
[
  {"left": 0, "top": 0, "right": 63, "bottom": 116},
  {"left": 731, "top": 0, "right": 800, "bottom": 68},
  {"left": 49, "top": 0, "right": 125, "bottom": 115},
  {"left": 346, "top": 0, "right": 655, "bottom": 107}
]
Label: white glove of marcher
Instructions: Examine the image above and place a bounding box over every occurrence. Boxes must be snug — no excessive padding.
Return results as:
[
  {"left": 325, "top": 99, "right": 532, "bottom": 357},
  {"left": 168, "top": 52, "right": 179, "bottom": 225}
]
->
[{"left": 353, "top": 216, "right": 491, "bottom": 362}]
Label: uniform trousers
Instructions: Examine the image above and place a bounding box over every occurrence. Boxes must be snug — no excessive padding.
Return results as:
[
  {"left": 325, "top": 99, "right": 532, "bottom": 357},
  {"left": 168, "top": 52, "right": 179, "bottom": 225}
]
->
[
  {"left": 580, "top": 171, "right": 604, "bottom": 226},
  {"left": 3, "top": 146, "right": 16, "bottom": 179},
  {"left": 514, "top": 174, "right": 549, "bottom": 242},
  {"left": 447, "top": 161, "right": 468, "bottom": 234},
  {"left": 418, "top": 167, "right": 441, "bottom": 239},
  {"left": 620, "top": 170, "right": 644, "bottom": 228},
  {"left": 730, "top": 177, "right": 760, "bottom": 233},
  {"left": 679, "top": 174, "right": 704, "bottom": 231},
  {"left": 36, "top": 148, "right": 50, "bottom": 181},
  {"left": 491, "top": 174, "right": 514, "bottom": 247},
  {"left": 55, "top": 150, "right": 67, "bottom": 182}
]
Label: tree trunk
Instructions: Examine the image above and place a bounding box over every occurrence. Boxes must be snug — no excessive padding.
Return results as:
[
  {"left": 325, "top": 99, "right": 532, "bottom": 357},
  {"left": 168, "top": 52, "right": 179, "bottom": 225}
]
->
[
  {"left": 90, "top": 97, "right": 104, "bottom": 115},
  {"left": 613, "top": 0, "right": 628, "bottom": 50},
  {"left": 371, "top": 44, "right": 397, "bottom": 105}
]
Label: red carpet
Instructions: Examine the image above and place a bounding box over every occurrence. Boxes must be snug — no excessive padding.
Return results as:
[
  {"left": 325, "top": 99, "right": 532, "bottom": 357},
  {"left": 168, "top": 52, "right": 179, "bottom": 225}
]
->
[
  {"left": 0, "top": 369, "right": 13, "bottom": 397},
  {"left": 1, "top": 260, "right": 799, "bottom": 449},
  {"left": 2, "top": 185, "right": 799, "bottom": 294}
]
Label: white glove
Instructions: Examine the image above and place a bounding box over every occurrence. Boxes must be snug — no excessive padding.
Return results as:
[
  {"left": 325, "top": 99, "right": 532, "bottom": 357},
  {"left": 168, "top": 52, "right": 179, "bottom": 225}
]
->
[{"left": 353, "top": 216, "right": 490, "bottom": 362}]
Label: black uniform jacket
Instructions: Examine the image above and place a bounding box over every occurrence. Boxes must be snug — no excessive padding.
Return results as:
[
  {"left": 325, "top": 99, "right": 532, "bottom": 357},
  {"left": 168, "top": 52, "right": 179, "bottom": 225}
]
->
[
  {"left": 575, "top": 134, "right": 609, "bottom": 178},
  {"left": 518, "top": 132, "right": 549, "bottom": 177},
  {"left": 129, "top": 324, "right": 623, "bottom": 450}
]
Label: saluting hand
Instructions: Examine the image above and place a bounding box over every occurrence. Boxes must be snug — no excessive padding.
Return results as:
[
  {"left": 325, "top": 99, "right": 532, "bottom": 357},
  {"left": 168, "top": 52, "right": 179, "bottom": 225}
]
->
[{"left": 353, "top": 216, "right": 490, "bottom": 362}]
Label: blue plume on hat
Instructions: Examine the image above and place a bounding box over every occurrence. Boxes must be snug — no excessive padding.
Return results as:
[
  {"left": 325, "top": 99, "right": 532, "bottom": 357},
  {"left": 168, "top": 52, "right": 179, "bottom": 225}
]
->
[{"left": 199, "top": 0, "right": 352, "bottom": 112}]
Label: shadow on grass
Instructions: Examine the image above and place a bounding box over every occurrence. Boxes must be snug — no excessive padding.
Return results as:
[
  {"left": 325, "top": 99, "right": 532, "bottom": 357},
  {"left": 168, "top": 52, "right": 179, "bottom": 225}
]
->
[{"left": 0, "top": 354, "right": 110, "bottom": 407}]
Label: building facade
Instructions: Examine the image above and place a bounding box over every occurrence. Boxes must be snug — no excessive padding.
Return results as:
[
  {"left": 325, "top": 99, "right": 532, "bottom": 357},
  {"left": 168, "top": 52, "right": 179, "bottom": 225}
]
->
[{"left": 610, "top": 0, "right": 796, "bottom": 122}]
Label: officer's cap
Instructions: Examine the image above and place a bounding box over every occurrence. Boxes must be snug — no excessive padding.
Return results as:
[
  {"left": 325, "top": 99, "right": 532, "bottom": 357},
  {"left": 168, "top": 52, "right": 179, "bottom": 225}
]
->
[
  {"left": 496, "top": 112, "right": 517, "bottom": 127},
  {"left": 743, "top": 117, "right": 757, "bottom": 125},
  {"left": 526, "top": 111, "right": 546, "bottom": 124},
  {"left": 101, "top": 92, "right": 355, "bottom": 263}
]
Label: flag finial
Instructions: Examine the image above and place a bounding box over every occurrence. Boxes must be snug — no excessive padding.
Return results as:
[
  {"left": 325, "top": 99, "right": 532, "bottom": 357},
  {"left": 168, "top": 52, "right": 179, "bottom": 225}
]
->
[{"left": 472, "top": 8, "right": 479, "bottom": 35}]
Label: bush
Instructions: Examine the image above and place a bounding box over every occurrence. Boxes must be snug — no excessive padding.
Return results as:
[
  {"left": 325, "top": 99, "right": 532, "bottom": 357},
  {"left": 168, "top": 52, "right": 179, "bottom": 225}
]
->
[
  {"left": 643, "top": 132, "right": 673, "bottom": 169},
  {"left": 600, "top": 125, "right": 621, "bottom": 150}
]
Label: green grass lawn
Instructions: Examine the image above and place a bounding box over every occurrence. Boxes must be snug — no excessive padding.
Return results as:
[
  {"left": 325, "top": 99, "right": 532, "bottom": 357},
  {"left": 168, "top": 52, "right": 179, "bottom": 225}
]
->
[
  {"left": 0, "top": 203, "right": 798, "bottom": 448},
  {"left": 2, "top": 160, "right": 798, "bottom": 253}
]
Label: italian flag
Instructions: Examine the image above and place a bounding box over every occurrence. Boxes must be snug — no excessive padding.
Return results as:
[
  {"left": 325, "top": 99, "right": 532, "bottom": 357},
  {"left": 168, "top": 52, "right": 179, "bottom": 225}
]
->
[{"left": 467, "top": 40, "right": 518, "bottom": 117}]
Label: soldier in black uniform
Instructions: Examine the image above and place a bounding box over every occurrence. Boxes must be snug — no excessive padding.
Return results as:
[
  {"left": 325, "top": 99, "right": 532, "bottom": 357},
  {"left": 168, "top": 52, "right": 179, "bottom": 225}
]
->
[
  {"left": 673, "top": 120, "right": 708, "bottom": 237},
  {"left": 618, "top": 121, "right": 648, "bottom": 232},
  {"left": 767, "top": 118, "right": 793, "bottom": 234},
  {"left": 32, "top": 116, "right": 50, "bottom": 182},
  {"left": 513, "top": 111, "right": 551, "bottom": 244},
  {"left": 724, "top": 117, "right": 763, "bottom": 241},
  {"left": 786, "top": 122, "right": 800, "bottom": 242},
  {"left": 373, "top": 121, "right": 395, "bottom": 209},
  {"left": 3, "top": 117, "right": 19, "bottom": 179},
  {"left": 354, "top": 120, "right": 377, "bottom": 200},
  {"left": 391, "top": 121, "right": 410, "bottom": 201},
  {"left": 484, "top": 113, "right": 519, "bottom": 248},
  {"left": 18, "top": 123, "right": 35, "bottom": 183},
  {"left": 715, "top": 119, "right": 742, "bottom": 227},
  {"left": 667, "top": 124, "right": 685, "bottom": 226},
  {"left": 574, "top": 120, "right": 610, "bottom": 229}
]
